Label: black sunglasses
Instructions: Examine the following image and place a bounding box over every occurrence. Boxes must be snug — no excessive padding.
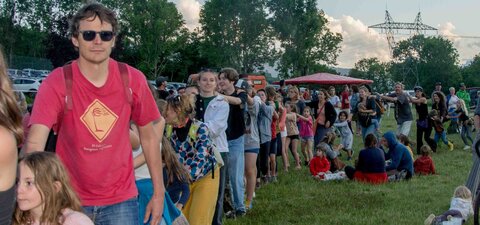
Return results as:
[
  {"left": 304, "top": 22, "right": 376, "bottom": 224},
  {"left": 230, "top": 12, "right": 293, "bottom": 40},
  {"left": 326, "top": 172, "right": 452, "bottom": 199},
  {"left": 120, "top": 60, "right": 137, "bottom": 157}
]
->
[{"left": 79, "top": 30, "right": 115, "bottom": 42}]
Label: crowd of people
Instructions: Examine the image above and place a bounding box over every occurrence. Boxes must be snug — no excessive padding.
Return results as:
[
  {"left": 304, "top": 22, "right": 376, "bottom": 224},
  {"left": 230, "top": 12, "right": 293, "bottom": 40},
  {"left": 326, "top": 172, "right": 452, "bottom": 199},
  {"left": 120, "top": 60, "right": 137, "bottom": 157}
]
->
[{"left": 2, "top": 2, "right": 480, "bottom": 225}]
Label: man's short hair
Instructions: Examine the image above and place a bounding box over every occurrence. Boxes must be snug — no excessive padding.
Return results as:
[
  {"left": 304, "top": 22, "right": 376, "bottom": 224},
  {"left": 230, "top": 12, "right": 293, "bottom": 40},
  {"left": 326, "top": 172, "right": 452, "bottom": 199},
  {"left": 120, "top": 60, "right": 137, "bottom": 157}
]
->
[
  {"left": 69, "top": 3, "right": 118, "bottom": 38},
  {"left": 219, "top": 68, "right": 239, "bottom": 82}
]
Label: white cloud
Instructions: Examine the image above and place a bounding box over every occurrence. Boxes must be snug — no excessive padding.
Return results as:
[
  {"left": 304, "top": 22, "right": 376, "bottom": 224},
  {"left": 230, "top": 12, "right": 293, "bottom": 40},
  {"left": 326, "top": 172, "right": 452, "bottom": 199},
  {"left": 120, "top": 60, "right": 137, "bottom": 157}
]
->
[
  {"left": 325, "top": 14, "right": 391, "bottom": 68},
  {"left": 438, "top": 22, "right": 480, "bottom": 64},
  {"left": 169, "top": 0, "right": 202, "bottom": 31}
]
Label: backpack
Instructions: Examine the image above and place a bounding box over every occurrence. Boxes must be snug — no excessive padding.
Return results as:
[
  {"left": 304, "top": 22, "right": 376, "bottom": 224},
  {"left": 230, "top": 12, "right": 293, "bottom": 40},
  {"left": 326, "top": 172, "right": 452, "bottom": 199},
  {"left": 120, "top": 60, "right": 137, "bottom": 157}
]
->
[
  {"left": 165, "top": 120, "right": 222, "bottom": 179},
  {"left": 44, "top": 62, "right": 132, "bottom": 152}
]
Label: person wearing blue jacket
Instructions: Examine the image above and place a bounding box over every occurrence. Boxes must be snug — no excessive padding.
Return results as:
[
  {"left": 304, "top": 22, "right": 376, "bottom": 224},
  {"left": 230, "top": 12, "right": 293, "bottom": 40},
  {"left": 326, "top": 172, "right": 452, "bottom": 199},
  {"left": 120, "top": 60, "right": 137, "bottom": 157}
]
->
[{"left": 381, "top": 131, "right": 414, "bottom": 180}]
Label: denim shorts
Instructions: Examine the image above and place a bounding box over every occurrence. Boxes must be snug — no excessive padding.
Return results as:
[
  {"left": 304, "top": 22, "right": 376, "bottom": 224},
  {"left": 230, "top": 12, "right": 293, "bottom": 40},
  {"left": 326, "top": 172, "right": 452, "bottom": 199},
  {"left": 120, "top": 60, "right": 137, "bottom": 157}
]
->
[
  {"left": 301, "top": 136, "right": 314, "bottom": 142},
  {"left": 245, "top": 148, "right": 260, "bottom": 154}
]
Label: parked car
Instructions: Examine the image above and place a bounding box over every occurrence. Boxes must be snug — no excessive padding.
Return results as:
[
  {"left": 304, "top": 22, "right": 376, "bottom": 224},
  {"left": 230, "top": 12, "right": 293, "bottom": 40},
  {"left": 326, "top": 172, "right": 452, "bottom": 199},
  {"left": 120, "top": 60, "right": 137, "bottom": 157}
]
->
[
  {"left": 12, "top": 78, "right": 42, "bottom": 93},
  {"left": 168, "top": 82, "right": 186, "bottom": 90},
  {"left": 7, "top": 69, "right": 22, "bottom": 78}
]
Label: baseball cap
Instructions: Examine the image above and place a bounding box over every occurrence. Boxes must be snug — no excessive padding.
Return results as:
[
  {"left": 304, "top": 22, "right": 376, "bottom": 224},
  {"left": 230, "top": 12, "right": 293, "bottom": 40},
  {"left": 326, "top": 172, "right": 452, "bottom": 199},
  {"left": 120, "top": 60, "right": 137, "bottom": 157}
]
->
[
  {"left": 413, "top": 86, "right": 423, "bottom": 92},
  {"left": 235, "top": 79, "right": 251, "bottom": 90},
  {"left": 155, "top": 76, "right": 167, "bottom": 86}
]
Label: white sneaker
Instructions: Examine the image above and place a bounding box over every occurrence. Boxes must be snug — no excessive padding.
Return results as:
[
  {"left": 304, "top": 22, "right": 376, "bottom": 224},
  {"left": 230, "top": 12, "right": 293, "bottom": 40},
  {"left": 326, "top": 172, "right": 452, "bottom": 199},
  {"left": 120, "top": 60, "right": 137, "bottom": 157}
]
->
[
  {"left": 424, "top": 214, "right": 435, "bottom": 225},
  {"left": 464, "top": 145, "right": 471, "bottom": 150}
]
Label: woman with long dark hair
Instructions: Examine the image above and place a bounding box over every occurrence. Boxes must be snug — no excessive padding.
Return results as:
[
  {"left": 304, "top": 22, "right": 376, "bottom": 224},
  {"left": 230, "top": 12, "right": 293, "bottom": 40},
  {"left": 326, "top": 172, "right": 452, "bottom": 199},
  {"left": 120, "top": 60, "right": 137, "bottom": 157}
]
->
[{"left": 410, "top": 86, "right": 436, "bottom": 153}]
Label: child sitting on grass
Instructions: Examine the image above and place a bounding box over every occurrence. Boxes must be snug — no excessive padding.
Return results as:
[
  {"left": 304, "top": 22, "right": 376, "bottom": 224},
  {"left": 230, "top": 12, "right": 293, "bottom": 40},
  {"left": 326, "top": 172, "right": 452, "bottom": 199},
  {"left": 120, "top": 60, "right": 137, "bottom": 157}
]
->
[
  {"left": 424, "top": 185, "right": 473, "bottom": 225},
  {"left": 309, "top": 145, "right": 330, "bottom": 180},
  {"left": 309, "top": 145, "right": 346, "bottom": 181},
  {"left": 414, "top": 145, "right": 436, "bottom": 175}
]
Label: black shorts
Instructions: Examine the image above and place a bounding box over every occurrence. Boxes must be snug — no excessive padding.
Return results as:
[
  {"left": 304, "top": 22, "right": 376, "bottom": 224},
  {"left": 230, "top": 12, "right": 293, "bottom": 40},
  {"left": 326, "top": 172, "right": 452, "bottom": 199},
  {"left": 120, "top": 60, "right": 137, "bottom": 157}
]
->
[{"left": 287, "top": 135, "right": 299, "bottom": 140}]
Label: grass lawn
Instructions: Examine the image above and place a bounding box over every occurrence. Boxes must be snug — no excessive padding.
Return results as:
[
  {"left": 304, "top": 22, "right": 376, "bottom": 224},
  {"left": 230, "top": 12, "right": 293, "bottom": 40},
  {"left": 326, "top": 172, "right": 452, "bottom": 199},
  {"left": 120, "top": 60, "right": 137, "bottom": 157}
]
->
[{"left": 225, "top": 110, "right": 477, "bottom": 225}]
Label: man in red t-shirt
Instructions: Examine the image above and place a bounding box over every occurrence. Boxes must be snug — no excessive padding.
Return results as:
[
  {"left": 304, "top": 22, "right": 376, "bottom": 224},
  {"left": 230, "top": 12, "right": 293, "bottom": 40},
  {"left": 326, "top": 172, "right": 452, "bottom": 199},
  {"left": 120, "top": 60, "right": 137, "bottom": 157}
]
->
[{"left": 23, "top": 3, "right": 165, "bottom": 225}]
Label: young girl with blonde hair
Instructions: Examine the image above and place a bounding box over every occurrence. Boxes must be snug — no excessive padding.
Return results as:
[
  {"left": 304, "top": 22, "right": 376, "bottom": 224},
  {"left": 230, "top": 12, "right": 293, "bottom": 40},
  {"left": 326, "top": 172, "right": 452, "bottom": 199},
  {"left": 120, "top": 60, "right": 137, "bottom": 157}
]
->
[
  {"left": 165, "top": 94, "right": 219, "bottom": 225},
  {"left": 13, "top": 152, "right": 93, "bottom": 225},
  {"left": 425, "top": 185, "right": 473, "bottom": 225}
]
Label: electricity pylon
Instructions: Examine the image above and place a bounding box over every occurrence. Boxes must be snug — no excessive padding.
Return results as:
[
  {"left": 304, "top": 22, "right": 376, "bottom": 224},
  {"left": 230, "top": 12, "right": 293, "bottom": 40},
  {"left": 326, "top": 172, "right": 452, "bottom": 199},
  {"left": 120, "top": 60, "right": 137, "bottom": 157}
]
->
[{"left": 369, "top": 10, "right": 438, "bottom": 54}]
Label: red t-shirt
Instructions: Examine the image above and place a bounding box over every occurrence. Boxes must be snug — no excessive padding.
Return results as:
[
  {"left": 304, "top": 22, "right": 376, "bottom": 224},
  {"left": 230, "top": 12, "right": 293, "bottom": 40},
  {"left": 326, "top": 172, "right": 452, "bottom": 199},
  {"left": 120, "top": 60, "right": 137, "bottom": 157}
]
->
[
  {"left": 341, "top": 91, "right": 350, "bottom": 109},
  {"left": 309, "top": 156, "right": 330, "bottom": 176},
  {"left": 30, "top": 59, "right": 160, "bottom": 205},
  {"left": 414, "top": 156, "right": 436, "bottom": 175}
]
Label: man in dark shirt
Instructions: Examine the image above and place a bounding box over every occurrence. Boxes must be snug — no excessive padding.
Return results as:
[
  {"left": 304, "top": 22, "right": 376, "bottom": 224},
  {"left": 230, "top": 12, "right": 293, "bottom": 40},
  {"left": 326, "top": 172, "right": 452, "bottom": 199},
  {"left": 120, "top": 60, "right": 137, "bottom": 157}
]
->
[
  {"left": 381, "top": 82, "right": 413, "bottom": 136},
  {"left": 218, "top": 68, "right": 247, "bottom": 217}
]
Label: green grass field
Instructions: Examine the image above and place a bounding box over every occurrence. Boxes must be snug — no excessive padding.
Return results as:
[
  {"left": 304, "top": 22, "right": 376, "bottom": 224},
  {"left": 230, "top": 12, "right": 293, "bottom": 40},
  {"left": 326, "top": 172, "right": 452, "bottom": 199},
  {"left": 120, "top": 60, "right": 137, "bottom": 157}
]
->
[{"left": 225, "top": 110, "right": 477, "bottom": 225}]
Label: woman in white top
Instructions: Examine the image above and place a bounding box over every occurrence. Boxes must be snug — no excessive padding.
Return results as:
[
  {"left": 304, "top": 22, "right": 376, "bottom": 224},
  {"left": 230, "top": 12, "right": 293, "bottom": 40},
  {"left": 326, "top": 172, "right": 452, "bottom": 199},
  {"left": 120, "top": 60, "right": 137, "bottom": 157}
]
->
[{"left": 194, "top": 70, "right": 229, "bottom": 225}]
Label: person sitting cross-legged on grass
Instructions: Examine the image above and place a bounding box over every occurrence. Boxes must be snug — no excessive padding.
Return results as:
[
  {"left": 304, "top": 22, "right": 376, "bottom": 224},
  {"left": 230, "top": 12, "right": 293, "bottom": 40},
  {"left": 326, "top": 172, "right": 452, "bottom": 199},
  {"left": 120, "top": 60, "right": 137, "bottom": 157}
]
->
[
  {"left": 317, "top": 132, "right": 346, "bottom": 173},
  {"left": 414, "top": 145, "right": 436, "bottom": 176},
  {"left": 381, "top": 131, "right": 414, "bottom": 181},
  {"left": 309, "top": 145, "right": 331, "bottom": 180},
  {"left": 424, "top": 185, "right": 473, "bottom": 225},
  {"left": 309, "top": 145, "right": 346, "bottom": 181},
  {"left": 344, "top": 134, "right": 387, "bottom": 184}
]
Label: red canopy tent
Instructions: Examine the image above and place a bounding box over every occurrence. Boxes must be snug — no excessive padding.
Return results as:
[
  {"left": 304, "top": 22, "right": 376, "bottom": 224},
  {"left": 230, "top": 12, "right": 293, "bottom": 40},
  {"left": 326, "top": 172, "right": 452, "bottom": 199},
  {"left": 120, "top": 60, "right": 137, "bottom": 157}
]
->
[{"left": 276, "top": 73, "right": 373, "bottom": 85}]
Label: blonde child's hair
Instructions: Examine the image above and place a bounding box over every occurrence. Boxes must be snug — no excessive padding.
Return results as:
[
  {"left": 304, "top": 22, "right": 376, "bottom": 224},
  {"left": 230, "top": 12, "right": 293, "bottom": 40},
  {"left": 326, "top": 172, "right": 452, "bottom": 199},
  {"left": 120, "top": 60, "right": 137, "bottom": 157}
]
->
[
  {"left": 453, "top": 185, "right": 472, "bottom": 201},
  {"left": 458, "top": 99, "right": 468, "bottom": 116},
  {"left": 357, "top": 102, "right": 366, "bottom": 110},
  {"left": 13, "top": 152, "right": 82, "bottom": 225},
  {"left": 420, "top": 145, "right": 432, "bottom": 156},
  {"left": 162, "top": 136, "right": 192, "bottom": 185}
]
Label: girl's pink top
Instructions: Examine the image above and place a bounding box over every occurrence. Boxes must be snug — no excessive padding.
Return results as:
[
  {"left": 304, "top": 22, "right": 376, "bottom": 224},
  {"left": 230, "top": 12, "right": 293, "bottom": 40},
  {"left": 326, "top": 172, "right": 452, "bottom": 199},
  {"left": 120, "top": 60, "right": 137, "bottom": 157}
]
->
[{"left": 299, "top": 116, "right": 314, "bottom": 137}]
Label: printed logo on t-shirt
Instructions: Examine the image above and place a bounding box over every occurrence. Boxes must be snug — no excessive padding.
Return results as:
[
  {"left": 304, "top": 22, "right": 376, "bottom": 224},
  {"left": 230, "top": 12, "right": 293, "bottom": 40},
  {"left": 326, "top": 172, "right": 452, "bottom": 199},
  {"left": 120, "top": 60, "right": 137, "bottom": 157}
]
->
[{"left": 81, "top": 99, "right": 118, "bottom": 143}]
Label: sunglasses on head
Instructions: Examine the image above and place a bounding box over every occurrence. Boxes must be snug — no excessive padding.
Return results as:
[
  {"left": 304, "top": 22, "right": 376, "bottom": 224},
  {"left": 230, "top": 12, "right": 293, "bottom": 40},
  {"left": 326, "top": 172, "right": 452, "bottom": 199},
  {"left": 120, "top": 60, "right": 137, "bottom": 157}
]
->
[{"left": 79, "top": 30, "right": 115, "bottom": 42}]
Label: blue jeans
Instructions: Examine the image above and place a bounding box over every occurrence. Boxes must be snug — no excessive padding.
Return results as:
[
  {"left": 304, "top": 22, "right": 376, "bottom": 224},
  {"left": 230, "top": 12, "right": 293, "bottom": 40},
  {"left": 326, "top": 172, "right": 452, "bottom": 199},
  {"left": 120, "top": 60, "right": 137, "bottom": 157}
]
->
[
  {"left": 83, "top": 197, "right": 139, "bottom": 225},
  {"left": 434, "top": 131, "right": 449, "bottom": 144},
  {"left": 361, "top": 119, "right": 377, "bottom": 142},
  {"left": 227, "top": 135, "right": 246, "bottom": 213}
]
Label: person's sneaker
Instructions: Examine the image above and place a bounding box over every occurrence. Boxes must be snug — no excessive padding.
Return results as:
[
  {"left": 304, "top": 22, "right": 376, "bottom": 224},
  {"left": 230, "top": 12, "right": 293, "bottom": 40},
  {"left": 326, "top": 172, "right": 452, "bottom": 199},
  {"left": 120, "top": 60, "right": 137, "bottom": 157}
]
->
[
  {"left": 272, "top": 176, "right": 278, "bottom": 183},
  {"left": 236, "top": 210, "right": 246, "bottom": 217},
  {"left": 225, "top": 210, "right": 236, "bottom": 219},
  {"left": 463, "top": 145, "right": 471, "bottom": 150},
  {"left": 448, "top": 142, "right": 454, "bottom": 151},
  {"left": 424, "top": 214, "right": 435, "bottom": 225}
]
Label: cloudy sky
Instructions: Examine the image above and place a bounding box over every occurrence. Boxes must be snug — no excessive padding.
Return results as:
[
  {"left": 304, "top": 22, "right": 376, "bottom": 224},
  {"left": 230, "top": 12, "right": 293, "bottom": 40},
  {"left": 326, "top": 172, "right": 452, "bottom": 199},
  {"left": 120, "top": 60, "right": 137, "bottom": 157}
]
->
[{"left": 170, "top": 0, "right": 480, "bottom": 68}]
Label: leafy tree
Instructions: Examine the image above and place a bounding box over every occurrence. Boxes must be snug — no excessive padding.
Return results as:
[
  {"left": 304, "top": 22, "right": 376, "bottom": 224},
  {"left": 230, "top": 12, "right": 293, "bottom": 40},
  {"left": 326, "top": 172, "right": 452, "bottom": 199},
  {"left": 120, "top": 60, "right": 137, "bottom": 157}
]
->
[
  {"left": 122, "top": 0, "right": 188, "bottom": 79},
  {"left": 350, "top": 58, "right": 393, "bottom": 94},
  {"left": 391, "top": 35, "right": 461, "bottom": 95},
  {"left": 461, "top": 54, "right": 480, "bottom": 88},
  {"left": 200, "top": 0, "right": 276, "bottom": 73},
  {"left": 268, "top": 0, "right": 342, "bottom": 78}
]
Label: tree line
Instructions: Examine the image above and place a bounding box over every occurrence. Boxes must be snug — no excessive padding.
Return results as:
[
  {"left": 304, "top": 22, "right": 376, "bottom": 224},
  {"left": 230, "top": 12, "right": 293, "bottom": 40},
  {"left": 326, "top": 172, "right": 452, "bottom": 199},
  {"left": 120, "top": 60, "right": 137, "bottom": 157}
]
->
[
  {"left": 350, "top": 35, "right": 480, "bottom": 95},
  {"left": 1, "top": 0, "right": 479, "bottom": 90},
  {"left": 0, "top": 0, "right": 342, "bottom": 81}
]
